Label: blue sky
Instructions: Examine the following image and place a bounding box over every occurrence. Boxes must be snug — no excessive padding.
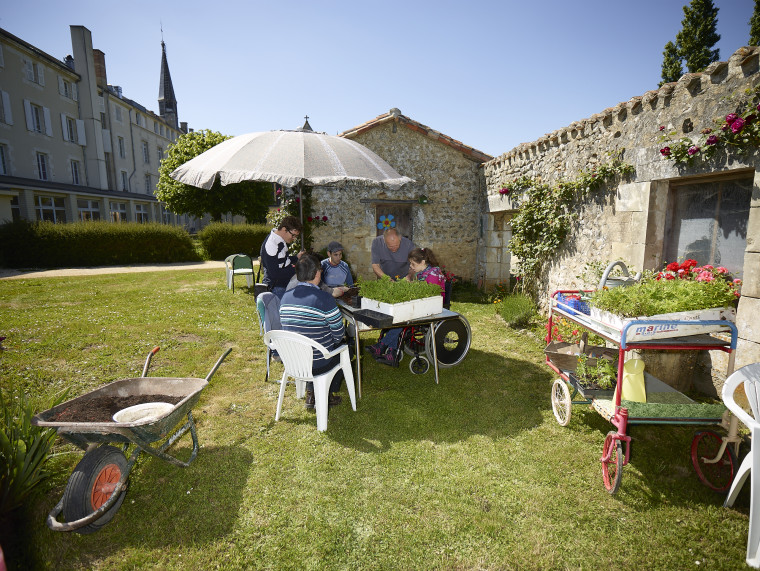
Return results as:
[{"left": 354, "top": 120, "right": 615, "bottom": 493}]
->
[{"left": 1, "top": 0, "right": 755, "bottom": 157}]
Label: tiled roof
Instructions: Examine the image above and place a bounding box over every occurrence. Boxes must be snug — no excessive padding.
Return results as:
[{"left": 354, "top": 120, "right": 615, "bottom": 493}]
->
[{"left": 340, "top": 108, "right": 493, "bottom": 164}]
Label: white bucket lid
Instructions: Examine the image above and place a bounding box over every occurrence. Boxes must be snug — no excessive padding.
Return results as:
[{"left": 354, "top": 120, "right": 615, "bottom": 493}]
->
[{"left": 113, "top": 402, "right": 174, "bottom": 423}]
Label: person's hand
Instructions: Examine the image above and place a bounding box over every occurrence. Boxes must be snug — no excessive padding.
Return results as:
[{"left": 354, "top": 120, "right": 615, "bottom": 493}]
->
[
  {"left": 331, "top": 287, "right": 343, "bottom": 298},
  {"left": 296, "top": 250, "right": 305, "bottom": 259}
]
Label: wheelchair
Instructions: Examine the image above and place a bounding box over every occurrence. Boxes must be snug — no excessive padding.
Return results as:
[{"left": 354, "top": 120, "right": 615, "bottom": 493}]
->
[{"left": 385, "top": 314, "right": 472, "bottom": 375}]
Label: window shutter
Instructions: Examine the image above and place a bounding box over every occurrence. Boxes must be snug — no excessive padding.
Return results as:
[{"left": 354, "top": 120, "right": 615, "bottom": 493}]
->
[
  {"left": 1, "top": 91, "right": 12, "bottom": 125},
  {"left": 37, "top": 66, "right": 45, "bottom": 86},
  {"left": 43, "top": 107, "right": 52, "bottom": 136},
  {"left": 72, "top": 83, "right": 78, "bottom": 101},
  {"left": 76, "top": 119, "right": 86, "bottom": 146},
  {"left": 58, "top": 76, "right": 64, "bottom": 96},
  {"left": 23, "top": 60, "right": 33, "bottom": 81},
  {"left": 60, "top": 114, "right": 69, "bottom": 140},
  {"left": 23, "top": 99, "right": 33, "bottom": 131},
  {"left": 0, "top": 45, "right": 4, "bottom": 68}
]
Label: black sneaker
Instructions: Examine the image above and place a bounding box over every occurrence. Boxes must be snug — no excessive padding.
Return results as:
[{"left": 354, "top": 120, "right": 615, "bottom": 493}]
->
[
  {"left": 328, "top": 393, "right": 342, "bottom": 407},
  {"left": 375, "top": 351, "right": 398, "bottom": 367}
]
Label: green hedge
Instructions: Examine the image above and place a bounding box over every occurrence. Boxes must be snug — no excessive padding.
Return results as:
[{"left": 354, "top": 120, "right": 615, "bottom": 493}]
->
[
  {"left": 0, "top": 221, "right": 201, "bottom": 268},
  {"left": 197, "top": 222, "right": 270, "bottom": 261}
]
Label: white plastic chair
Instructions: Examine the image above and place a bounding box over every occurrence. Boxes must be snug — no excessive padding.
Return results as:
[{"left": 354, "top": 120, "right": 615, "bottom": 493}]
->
[
  {"left": 263, "top": 330, "right": 357, "bottom": 432},
  {"left": 257, "top": 292, "right": 282, "bottom": 382},
  {"left": 723, "top": 363, "right": 760, "bottom": 568},
  {"left": 224, "top": 254, "right": 254, "bottom": 292}
]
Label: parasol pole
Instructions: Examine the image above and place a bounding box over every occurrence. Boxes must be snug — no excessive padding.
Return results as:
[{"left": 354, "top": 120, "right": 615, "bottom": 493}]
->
[{"left": 297, "top": 182, "right": 304, "bottom": 252}]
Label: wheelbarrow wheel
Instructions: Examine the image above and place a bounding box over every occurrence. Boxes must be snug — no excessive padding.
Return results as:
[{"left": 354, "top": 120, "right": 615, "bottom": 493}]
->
[
  {"left": 63, "top": 445, "right": 128, "bottom": 534},
  {"left": 601, "top": 431, "right": 623, "bottom": 494},
  {"left": 409, "top": 355, "right": 430, "bottom": 375},
  {"left": 551, "top": 379, "right": 572, "bottom": 426},
  {"left": 690, "top": 430, "right": 738, "bottom": 493}
]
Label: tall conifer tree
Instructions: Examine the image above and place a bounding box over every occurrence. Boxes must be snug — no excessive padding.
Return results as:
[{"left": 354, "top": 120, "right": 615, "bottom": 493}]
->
[
  {"left": 660, "top": 41, "right": 684, "bottom": 86},
  {"left": 675, "top": 0, "right": 720, "bottom": 72},
  {"left": 750, "top": 0, "right": 760, "bottom": 46}
]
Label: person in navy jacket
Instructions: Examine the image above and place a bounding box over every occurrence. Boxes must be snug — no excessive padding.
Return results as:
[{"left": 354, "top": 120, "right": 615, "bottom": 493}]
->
[{"left": 260, "top": 216, "right": 304, "bottom": 299}]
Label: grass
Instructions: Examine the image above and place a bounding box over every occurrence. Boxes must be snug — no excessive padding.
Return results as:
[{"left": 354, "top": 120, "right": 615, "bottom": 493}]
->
[{"left": 0, "top": 269, "right": 752, "bottom": 570}]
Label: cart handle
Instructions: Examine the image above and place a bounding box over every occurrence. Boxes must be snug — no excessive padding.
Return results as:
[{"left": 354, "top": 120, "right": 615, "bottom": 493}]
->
[
  {"left": 141, "top": 346, "right": 161, "bottom": 377},
  {"left": 205, "top": 348, "right": 233, "bottom": 382}
]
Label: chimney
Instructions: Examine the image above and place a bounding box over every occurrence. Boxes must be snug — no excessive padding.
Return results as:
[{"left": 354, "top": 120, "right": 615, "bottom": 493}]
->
[
  {"left": 180, "top": 121, "right": 188, "bottom": 133},
  {"left": 93, "top": 49, "right": 107, "bottom": 88}
]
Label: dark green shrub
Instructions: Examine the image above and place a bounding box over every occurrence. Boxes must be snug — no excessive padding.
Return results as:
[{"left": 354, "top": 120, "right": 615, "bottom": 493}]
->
[
  {"left": 197, "top": 222, "right": 270, "bottom": 260},
  {"left": 0, "top": 221, "right": 200, "bottom": 268},
  {"left": 498, "top": 294, "right": 537, "bottom": 328}
]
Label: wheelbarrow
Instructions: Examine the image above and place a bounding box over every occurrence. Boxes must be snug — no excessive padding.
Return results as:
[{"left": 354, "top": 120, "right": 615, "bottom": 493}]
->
[{"left": 31, "top": 346, "right": 232, "bottom": 533}]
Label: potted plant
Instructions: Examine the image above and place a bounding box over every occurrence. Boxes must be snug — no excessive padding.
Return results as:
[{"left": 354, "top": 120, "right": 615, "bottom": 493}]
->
[
  {"left": 589, "top": 260, "right": 740, "bottom": 341},
  {"left": 358, "top": 276, "right": 443, "bottom": 323},
  {"left": 572, "top": 353, "right": 617, "bottom": 397}
]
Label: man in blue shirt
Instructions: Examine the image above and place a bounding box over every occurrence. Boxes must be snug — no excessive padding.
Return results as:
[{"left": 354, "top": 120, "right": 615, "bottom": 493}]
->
[
  {"left": 260, "top": 216, "right": 304, "bottom": 299},
  {"left": 371, "top": 228, "right": 415, "bottom": 280},
  {"left": 280, "top": 254, "right": 346, "bottom": 409},
  {"left": 320, "top": 241, "right": 353, "bottom": 296}
]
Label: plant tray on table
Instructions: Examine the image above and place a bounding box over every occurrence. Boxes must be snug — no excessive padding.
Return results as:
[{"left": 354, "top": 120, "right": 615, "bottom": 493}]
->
[
  {"left": 589, "top": 260, "right": 740, "bottom": 341},
  {"left": 358, "top": 276, "right": 443, "bottom": 323},
  {"left": 568, "top": 353, "right": 618, "bottom": 398}
]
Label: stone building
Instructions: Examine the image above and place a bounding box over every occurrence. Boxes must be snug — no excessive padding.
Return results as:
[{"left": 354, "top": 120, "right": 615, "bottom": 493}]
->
[
  {"left": 483, "top": 46, "right": 760, "bottom": 377},
  {"left": 0, "top": 26, "right": 193, "bottom": 226},
  {"left": 310, "top": 108, "right": 492, "bottom": 281}
]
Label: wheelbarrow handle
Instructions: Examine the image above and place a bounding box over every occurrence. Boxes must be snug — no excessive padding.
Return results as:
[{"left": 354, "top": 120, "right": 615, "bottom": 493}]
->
[
  {"left": 141, "top": 346, "right": 161, "bottom": 377},
  {"left": 206, "top": 348, "right": 233, "bottom": 382}
]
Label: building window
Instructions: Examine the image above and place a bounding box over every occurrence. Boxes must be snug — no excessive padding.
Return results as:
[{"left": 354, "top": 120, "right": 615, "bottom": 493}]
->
[
  {"left": 135, "top": 203, "right": 148, "bottom": 223},
  {"left": 374, "top": 204, "right": 413, "bottom": 241},
  {"left": 24, "top": 60, "right": 45, "bottom": 85},
  {"left": 110, "top": 202, "right": 127, "bottom": 222},
  {"left": 31, "top": 104, "right": 44, "bottom": 132},
  {"left": 36, "top": 152, "right": 49, "bottom": 180},
  {"left": 35, "top": 196, "right": 65, "bottom": 222},
  {"left": 77, "top": 199, "right": 100, "bottom": 221},
  {"left": 121, "top": 170, "right": 129, "bottom": 191},
  {"left": 10, "top": 196, "right": 20, "bottom": 222},
  {"left": 157, "top": 147, "right": 163, "bottom": 164},
  {"left": 0, "top": 144, "right": 7, "bottom": 175},
  {"left": 65, "top": 116, "right": 77, "bottom": 142},
  {"left": 59, "top": 77, "right": 76, "bottom": 100},
  {"left": 160, "top": 125, "right": 164, "bottom": 137},
  {"left": 664, "top": 174, "right": 753, "bottom": 277},
  {"left": 114, "top": 106, "right": 123, "bottom": 123},
  {"left": 118, "top": 136, "right": 126, "bottom": 158},
  {"left": 70, "top": 160, "right": 80, "bottom": 185},
  {"left": 153, "top": 121, "right": 158, "bottom": 133},
  {"left": 144, "top": 174, "right": 152, "bottom": 193},
  {"left": 0, "top": 90, "right": 12, "bottom": 125},
  {"left": 142, "top": 141, "right": 149, "bottom": 163}
]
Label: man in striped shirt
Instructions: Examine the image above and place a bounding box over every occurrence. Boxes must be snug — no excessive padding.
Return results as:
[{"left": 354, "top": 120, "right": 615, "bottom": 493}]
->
[{"left": 280, "top": 254, "right": 346, "bottom": 409}]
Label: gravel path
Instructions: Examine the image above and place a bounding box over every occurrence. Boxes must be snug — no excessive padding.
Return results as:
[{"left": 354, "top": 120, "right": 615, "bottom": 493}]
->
[{"left": 0, "top": 261, "right": 226, "bottom": 280}]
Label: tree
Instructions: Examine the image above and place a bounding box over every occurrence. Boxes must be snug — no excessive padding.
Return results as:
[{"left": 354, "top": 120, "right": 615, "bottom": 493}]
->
[
  {"left": 750, "top": 0, "right": 760, "bottom": 45},
  {"left": 156, "top": 129, "right": 271, "bottom": 222},
  {"left": 660, "top": 41, "right": 683, "bottom": 86},
  {"left": 675, "top": 0, "right": 720, "bottom": 73}
]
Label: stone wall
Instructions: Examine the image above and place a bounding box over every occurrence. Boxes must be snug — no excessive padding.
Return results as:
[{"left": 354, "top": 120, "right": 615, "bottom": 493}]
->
[
  {"left": 312, "top": 116, "right": 488, "bottom": 282},
  {"left": 484, "top": 46, "right": 760, "bottom": 376}
]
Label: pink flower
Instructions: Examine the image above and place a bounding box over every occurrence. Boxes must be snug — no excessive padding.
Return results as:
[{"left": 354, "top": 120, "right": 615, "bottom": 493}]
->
[
  {"left": 696, "top": 271, "right": 714, "bottom": 282},
  {"left": 687, "top": 146, "right": 700, "bottom": 156},
  {"left": 706, "top": 135, "right": 719, "bottom": 145},
  {"left": 677, "top": 268, "right": 686, "bottom": 277},
  {"left": 733, "top": 278, "right": 742, "bottom": 285},
  {"left": 725, "top": 113, "right": 739, "bottom": 125},
  {"left": 731, "top": 117, "right": 746, "bottom": 134},
  {"left": 716, "top": 267, "right": 728, "bottom": 274},
  {"left": 703, "top": 265, "right": 714, "bottom": 270},
  {"left": 659, "top": 126, "right": 665, "bottom": 131},
  {"left": 307, "top": 216, "right": 313, "bottom": 222},
  {"left": 322, "top": 216, "right": 328, "bottom": 222},
  {"left": 660, "top": 147, "right": 671, "bottom": 156}
]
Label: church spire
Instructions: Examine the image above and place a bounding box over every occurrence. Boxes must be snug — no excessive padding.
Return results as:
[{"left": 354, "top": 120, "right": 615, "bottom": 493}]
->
[{"left": 158, "top": 39, "right": 178, "bottom": 130}]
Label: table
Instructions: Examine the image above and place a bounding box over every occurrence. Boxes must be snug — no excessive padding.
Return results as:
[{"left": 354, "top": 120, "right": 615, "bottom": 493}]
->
[{"left": 337, "top": 299, "right": 462, "bottom": 398}]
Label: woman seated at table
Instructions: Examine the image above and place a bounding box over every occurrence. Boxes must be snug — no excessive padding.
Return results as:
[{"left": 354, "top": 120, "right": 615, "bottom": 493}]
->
[{"left": 366, "top": 247, "right": 446, "bottom": 366}]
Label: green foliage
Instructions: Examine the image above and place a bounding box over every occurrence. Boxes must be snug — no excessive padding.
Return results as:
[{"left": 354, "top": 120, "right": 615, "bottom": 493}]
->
[
  {"left": 675, "top": 0, "right": 720, "bottom": 73},
  {"left": 196, "top": 222, "right": 270, "bottom": 261},
  {"left": 266, "top": 186, "right": 329, "bottom": 252},
  {"left": 487, "top": 280, "right": 512, "bottom": 303},
  {"left": 156, "top": 130, "right": 271, "bottom": 222},
  {"left": 503, "top": 154, "right": 634, "bottom": 293},
  {"left": 0, "top": 220, "right": 200, "bottom": 268},
  {"left": 358, "top": 275, "right": 441, "bottom": 304},
  {"left": 751, "top": 0, "right": 760, "bottom": 45},
  {"left": 659, "top": 40, "right": 683, "bottom": 86},
  {"left": 0, "top": 387, "right": 66, "bottom": 515},
  {"left": 497, "top": 294, "right": 536, "bottom": 328},
  {"left": 575, "top": 354, "right": 616, "bottom": 390}
]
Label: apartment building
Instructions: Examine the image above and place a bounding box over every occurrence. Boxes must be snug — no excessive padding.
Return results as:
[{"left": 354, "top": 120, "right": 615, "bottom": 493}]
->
[{"left": 0, "top": 25, "right": 194, "bottom": 227}]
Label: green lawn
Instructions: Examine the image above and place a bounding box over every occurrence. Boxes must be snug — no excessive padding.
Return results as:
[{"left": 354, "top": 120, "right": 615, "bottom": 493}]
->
[{"left": 0, "top": 269, "right": 752, "bottom": 570}]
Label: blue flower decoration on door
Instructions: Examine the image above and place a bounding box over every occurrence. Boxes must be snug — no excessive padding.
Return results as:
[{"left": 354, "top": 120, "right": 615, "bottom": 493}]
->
[{"left": 378, "top": 214, "right": 396, "bottom": 230}]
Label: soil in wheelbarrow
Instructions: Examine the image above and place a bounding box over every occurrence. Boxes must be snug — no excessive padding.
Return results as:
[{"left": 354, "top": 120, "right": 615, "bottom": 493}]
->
[{"left": 51, "top": 395, "right": 184, "bottom": 423}]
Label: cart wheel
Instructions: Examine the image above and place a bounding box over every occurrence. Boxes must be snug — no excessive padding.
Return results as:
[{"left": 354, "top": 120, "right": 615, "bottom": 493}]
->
[
  {"left": 62, "top": 445, "right": 128, "bottom": 534},
  {"left": 425, "top": 316, "right": 471, "bottom": 368},
  {"left": 601, "top": 432, "right": 623, "bottom": 494},
  {"left": 409, "top": 356, "right": 430, "bottom": 375},
  {"left": 551, "top": 379, "right": 572, "bottom": 426},
  {"left": 691, "top": 430, "right": 738, "bottom": 493}
]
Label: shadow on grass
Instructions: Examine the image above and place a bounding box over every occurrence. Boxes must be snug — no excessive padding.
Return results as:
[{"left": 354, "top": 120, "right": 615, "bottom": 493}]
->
[{"left": 326, "top": 348, "right": 553, "bottom": 451}]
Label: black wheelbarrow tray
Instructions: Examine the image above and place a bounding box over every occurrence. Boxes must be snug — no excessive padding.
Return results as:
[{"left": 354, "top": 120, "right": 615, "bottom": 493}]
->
[{"left": 32, "top": 346, "right": 232, "bottom": 533}]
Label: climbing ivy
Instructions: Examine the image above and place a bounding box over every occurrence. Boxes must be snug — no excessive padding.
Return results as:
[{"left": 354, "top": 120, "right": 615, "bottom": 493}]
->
[{"left": 500, "top": 154, "right": 634, "bottom": 293}]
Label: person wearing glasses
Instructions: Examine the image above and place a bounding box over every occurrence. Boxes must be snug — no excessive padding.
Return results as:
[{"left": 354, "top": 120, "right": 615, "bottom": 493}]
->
[
  {"left": 320, "top": 241, "right": 353, "bottom": 297},
  {"left": 260, "top": 216, "right": 304, "bottom": 299}
]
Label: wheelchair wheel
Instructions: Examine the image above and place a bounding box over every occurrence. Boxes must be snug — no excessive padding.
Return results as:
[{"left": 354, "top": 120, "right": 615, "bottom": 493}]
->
[
  {"left": 403, "top": 327, "right": 427, "bottom": 357},
  {"left": 425, "top": 316, "right": 471, "bottom": 368},
  {"left": 409, "top": 356, "right": 430, "bottom": 375}
]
